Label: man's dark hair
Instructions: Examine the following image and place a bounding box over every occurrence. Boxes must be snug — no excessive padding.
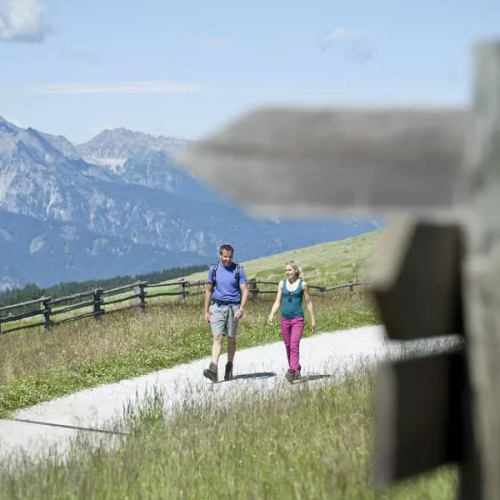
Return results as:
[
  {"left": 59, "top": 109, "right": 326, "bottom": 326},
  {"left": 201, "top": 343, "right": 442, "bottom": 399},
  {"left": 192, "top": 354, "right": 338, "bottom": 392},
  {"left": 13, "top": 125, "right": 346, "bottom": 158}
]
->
[{"left": 219, "top": 244, "right": 234, "bottom": 255}]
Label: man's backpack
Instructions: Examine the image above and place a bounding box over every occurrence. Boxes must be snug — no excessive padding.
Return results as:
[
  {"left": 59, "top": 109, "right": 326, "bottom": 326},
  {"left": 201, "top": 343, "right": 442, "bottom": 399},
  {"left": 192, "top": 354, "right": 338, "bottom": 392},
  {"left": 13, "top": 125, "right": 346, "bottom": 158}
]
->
[{"left": 211, "top": 262, "right": 241, "bottom": 288}]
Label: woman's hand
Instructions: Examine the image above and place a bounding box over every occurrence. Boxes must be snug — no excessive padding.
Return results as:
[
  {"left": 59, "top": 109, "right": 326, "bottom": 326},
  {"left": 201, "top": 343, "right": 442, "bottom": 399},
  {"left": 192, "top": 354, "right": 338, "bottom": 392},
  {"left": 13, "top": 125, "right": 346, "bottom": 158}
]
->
[
  {"left": 267, "top": 314, "right": 274, "bottom": 325},
  {"left": 311, "top": 320, "right": 317, "bottom": 333}
]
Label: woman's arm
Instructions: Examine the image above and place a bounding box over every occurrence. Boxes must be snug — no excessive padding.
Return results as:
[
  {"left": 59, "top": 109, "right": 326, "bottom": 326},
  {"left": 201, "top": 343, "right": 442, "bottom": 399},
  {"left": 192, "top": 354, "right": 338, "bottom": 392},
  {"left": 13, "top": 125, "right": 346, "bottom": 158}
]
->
[
  {"left": 267, "top": 281, "right": 283, "bottom": 324},
  {"left": 302, "top": 282, "right": 317, "bottom": 332}
]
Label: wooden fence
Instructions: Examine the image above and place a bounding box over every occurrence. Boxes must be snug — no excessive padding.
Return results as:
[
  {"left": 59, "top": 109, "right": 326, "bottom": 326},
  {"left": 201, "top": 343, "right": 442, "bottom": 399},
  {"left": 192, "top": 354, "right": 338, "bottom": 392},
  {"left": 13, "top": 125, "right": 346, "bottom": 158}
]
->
[{"left": 0, "top": 278, "right": 368, "bottom": 336}]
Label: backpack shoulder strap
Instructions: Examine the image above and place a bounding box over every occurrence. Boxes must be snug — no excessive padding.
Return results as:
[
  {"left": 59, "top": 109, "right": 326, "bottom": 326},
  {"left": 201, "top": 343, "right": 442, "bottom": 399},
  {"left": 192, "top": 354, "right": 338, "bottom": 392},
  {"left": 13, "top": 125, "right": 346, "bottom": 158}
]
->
[{"left": 211, "top": 262, "right": 219, "bottom": 286}]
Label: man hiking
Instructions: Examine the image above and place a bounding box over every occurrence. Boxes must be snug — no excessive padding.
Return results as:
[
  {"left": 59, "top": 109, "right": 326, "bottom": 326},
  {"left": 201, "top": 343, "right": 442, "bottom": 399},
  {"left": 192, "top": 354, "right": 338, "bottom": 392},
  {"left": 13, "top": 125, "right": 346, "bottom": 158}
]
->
[{"left": 203, "top": 244, "right": 249, "bottom": 382}]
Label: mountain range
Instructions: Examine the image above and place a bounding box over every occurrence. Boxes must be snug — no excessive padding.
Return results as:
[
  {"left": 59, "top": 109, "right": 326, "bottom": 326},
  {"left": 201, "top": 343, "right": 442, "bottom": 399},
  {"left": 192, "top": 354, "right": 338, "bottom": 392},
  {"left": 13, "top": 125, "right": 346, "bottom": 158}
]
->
[{"left": 0, "top": 115, "right": 382, "bottom": 291}]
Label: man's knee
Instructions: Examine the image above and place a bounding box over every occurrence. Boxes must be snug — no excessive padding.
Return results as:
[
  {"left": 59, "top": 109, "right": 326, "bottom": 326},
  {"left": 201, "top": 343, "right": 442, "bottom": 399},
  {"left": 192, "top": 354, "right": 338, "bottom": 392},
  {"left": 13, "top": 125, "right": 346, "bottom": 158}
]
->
[{"left": 213, "top": 333, "right": 224, "bottom": 343}]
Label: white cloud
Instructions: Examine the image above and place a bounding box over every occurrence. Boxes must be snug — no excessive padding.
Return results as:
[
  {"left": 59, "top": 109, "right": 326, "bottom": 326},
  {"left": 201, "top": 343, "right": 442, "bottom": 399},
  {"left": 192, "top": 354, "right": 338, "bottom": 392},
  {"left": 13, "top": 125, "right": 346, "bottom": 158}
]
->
[
  {"left": 26, "top": 83, "right": 361, "bottom": 97},
  {"left": 330, "top": 28, "right": 361, "bottom": 41},
  {"left": 315, "top": 27, "right": 375, "bottom": 65},
  {"left": 0, "top": 0, "right": 50, "bottom": 42},
  {"left": 206, "top": 86, "right": 352, "bottom": 95},
  {"left": 32, "top": 80, "right": 203, "bottom": 94}
]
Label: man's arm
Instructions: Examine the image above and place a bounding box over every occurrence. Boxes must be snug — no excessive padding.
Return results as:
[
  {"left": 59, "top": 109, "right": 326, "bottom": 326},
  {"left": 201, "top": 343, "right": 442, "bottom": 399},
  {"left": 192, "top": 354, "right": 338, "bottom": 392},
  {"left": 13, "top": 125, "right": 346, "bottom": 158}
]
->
[
  {"left": 239, "top": 283, "right": 249, "bottom": 312},
  {"left": 234, "top": 266, "right": 249, "bottom": 320},
  {"left": 204, "top": 268, "right": 214, "bottom": 324},
  {"left": 204, "top": 283, "right": 213, "bottom": 310},
  {"left": 233, "top": 283, "right": 248, "bottom": 321}
]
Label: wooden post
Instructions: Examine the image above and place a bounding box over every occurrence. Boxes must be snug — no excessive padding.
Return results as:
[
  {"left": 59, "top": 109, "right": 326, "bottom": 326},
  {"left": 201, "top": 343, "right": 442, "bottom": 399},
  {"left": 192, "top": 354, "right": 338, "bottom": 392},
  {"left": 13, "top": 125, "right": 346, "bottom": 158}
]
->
[
  {"left": 40, "top": 296, "right": 51, "bottom": 330},
  {"left": 93, "top": 287, "right": 103, "bottom": 319},
  {"left": 458, "top": 42, "right": 500, "bottom": 500},
  {"left": 178, "top": 279, "right": 187, "bottom": 300},
  {"left": 370, "top": 218, "right": 463, "bottom": 341},
  {"left": 371, "top": 218, "right": 471, "bottom": 489},
  {"left": 133, "top": 281, "right": 146, "bottom": 309},
  {"left": 248, "top": 278, "right": 258, "bottom": 300}
]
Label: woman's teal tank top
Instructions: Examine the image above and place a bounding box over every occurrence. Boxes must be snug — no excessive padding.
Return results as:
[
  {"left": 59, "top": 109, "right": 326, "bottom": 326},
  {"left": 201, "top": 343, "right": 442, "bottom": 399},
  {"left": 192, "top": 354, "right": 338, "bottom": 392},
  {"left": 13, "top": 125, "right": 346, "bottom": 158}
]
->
[{"left": 281, "top": 279, "right": 304, "bottom": 319}]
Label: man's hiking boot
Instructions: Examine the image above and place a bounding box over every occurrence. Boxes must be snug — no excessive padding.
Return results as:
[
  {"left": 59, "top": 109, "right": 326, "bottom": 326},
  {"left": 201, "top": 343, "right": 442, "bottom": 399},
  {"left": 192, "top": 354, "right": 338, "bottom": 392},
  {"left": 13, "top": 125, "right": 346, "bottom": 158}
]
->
[
  {"left": 224, "top": 361, "right": 233, "bottom": 381},
  {"left": 203, "top": 362, "right": 218, "bottom": 382},
  {"left": 285, "top": 369, "right": 300, "bottom": 383}
]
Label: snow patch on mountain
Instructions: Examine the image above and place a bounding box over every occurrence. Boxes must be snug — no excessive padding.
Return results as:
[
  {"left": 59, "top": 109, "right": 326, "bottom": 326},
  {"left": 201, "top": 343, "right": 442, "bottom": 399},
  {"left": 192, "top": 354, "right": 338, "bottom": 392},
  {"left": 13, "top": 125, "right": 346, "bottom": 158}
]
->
[{"left": 29, "top": 236, "right": 45, "bottom": 254}]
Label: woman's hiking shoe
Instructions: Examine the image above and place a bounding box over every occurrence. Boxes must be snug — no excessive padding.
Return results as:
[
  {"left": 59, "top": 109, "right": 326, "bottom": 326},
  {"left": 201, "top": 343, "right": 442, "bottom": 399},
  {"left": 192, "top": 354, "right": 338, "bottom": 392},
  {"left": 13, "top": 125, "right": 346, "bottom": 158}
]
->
[
  {"left": 285, "top": 369, "right": 300, "bottom": 383},
  {"left": 224, "top": 362, "right": 233, "bottom": 381},
  {"left": 203, "top": 362, "right": 218, "bottom": 382}
]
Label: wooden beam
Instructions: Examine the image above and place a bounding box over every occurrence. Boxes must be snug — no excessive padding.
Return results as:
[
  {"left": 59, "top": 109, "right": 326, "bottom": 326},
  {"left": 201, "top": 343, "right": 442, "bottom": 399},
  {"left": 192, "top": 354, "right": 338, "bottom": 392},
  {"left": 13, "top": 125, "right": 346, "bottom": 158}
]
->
[
  {"left": 459, "top": 41, "right": 500, "bottom": 500},
  {"left": 179, "top": 107, "right": 468, "bottom": 218},
  {"left": 457, "top": 343, "right": 484, "bottom": 500},
  {"left": 375, "top": 346, "right": 484, "bottom": 500},
  {"left": 370, "top": 217, "right": 463, "bottom": 340},
  {"left": 375, "top": 351, "right": 463, "bottom": 486}
]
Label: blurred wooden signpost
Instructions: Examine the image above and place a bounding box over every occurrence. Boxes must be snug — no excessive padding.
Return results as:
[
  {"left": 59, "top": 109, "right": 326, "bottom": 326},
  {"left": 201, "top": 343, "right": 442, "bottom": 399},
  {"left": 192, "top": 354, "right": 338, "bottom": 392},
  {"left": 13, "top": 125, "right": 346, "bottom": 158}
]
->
[{"left": 180, "top": 41, "right": 500, "bottom": 499}]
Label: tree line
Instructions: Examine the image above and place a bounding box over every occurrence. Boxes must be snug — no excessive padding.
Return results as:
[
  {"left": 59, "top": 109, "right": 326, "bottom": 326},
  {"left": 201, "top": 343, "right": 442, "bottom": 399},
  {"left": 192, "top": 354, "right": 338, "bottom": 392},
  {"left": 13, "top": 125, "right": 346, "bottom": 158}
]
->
[{"left": 0, "top": 264, "right": 210, "bottom": 309}]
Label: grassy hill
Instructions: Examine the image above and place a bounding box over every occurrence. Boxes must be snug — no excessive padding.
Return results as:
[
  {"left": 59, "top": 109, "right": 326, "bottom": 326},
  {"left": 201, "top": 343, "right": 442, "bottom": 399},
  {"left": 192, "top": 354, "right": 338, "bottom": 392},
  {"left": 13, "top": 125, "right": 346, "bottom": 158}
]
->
[{"left": 174, "top": 229, "right": 382, "bottom": 286}]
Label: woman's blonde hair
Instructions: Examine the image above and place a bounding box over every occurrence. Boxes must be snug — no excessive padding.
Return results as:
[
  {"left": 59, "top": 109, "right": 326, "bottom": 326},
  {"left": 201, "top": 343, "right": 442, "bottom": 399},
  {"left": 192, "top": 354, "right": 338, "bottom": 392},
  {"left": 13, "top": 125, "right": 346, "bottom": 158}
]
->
[{"left": 285, "top": 260, "right": 302, "bottom": 278}]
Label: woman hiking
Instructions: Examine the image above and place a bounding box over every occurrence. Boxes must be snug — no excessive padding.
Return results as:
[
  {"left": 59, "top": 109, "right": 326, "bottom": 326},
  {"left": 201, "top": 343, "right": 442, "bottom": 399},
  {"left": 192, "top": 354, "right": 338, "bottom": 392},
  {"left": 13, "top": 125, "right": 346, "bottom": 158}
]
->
[{"left": 267, "top": 260, "right": 317, "bottom": 382}]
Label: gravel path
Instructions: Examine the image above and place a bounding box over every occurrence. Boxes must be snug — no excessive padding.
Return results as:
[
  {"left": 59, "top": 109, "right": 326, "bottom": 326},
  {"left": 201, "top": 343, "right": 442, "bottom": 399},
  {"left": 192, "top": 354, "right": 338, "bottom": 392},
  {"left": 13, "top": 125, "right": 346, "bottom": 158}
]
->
[{"left": 0, "top": 325, "right": 458, "bottom": 463}]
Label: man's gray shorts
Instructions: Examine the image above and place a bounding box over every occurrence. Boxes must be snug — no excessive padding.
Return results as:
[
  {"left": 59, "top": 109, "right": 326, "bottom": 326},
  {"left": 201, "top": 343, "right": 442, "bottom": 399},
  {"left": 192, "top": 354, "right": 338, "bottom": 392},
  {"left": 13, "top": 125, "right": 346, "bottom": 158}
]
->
[{"left": 209, "top": 303, "right": 240, "bottom": 337}]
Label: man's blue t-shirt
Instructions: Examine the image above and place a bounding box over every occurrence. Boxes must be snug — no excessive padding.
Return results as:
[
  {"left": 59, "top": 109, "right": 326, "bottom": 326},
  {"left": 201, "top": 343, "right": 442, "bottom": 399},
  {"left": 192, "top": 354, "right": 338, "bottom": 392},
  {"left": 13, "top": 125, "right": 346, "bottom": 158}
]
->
[{"left": 207, "top": 262, "right": 247, "bottom": 302}]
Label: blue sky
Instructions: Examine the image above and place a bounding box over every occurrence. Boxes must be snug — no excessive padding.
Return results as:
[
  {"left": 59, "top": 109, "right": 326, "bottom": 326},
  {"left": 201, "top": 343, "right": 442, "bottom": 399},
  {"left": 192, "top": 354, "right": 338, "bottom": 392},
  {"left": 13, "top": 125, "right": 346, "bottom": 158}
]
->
[{"left": 1, "top": 0, "right": 499, "bottom": 144}]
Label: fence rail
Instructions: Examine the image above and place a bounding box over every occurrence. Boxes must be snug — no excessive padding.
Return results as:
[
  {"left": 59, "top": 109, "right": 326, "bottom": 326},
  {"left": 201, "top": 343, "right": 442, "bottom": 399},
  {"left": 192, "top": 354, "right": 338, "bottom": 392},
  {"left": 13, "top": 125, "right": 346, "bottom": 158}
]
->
[{"left": 0, "top": 278, "right": 369, "bottom": 336}]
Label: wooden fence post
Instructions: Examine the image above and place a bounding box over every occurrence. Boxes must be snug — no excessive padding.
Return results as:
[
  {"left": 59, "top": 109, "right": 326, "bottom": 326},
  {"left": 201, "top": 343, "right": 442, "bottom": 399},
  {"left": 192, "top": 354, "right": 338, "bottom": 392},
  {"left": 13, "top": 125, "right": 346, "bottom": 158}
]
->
[
  {"left": 93, "top": 287, "right": 103, "bottom": 319},
  {"left": 40, "top": 296, "right": 51, "bottom": 330},
  {"left": 248, "top": 278, "right": 258, "bottom": 300},
  {"left": 178, "top": 279, "right": 187, "bottom": 300},
  {"left": 133, "top": 281, "right": 146, "bottom": 309},
  {"left": 458, "top": 41, "right": 500, "bottom": 500}
]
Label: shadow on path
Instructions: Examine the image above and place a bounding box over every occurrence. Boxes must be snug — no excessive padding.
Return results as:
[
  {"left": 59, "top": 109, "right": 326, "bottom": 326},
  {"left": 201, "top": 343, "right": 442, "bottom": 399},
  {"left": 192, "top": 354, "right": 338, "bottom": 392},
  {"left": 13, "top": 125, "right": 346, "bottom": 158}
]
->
[
  {"left": 292, "top": 374, "right": 331, "bottom": 384},
  {"left": 216, "top": 372, "right": 277, "bottom": 383},
  {"left": 234, "top": 371, "right": 277, "bottom": 380}
]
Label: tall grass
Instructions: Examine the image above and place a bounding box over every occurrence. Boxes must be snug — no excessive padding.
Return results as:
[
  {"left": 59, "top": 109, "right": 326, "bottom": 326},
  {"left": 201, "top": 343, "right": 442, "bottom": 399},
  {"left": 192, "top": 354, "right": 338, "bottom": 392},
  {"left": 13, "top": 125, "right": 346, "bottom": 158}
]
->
[
  {"left": 0, "top": 368, "right": 457, "bottom": 499},
  {"left": 0, "top": 291, "right": 378, "bottom": 417}
]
